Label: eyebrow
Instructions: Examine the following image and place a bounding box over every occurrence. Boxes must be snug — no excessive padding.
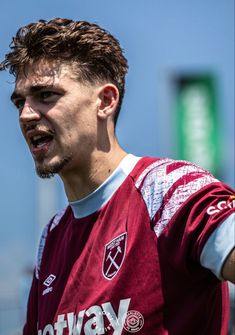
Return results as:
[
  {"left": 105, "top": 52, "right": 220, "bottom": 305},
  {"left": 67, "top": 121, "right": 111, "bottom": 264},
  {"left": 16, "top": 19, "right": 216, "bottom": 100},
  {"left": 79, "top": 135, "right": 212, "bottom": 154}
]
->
[{"left": 11, "top": 84, "right": 53, "bottom": 102}]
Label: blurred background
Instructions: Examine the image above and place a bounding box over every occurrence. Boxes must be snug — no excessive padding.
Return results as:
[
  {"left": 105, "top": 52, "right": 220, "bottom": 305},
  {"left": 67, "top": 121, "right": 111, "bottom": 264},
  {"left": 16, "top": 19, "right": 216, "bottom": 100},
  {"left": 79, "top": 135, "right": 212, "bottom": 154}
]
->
[{"left": 0, "top": 0, "right": 234, "bottom": 334}]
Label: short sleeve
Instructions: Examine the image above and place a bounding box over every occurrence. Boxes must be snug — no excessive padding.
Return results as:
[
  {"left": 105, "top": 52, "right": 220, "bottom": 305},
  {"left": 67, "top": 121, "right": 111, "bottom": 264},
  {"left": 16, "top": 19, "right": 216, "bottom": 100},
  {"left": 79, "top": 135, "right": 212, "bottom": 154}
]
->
[
  {"left": 200, "top": 213, "right": 235, "bottom": 279},
  {"left": 139, "top": 159, "right": 235, "bottom": 278}
]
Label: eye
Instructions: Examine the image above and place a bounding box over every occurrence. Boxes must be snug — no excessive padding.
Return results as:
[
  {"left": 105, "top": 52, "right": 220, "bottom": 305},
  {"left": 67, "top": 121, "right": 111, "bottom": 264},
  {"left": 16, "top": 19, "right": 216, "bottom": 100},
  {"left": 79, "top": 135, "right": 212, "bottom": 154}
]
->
[
  {"left": 39, "top": 91, "right": 58, "bottom": 101},
  {"left": 13, "top": 99, "right": 25, "bottom": 111}
]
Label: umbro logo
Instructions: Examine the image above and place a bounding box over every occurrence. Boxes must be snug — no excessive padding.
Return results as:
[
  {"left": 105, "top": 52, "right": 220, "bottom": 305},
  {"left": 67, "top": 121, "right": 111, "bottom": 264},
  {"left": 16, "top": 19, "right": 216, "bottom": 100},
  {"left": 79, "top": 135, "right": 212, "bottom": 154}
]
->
[{"left": 42, "top": 274, "right": 56, "bottom": 296}]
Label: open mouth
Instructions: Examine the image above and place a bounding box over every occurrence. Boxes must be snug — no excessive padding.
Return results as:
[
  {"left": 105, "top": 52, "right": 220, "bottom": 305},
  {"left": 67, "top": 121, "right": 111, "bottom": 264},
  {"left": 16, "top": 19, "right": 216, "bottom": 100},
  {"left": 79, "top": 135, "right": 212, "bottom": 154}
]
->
[
  {"left": 27, "top": 130, "right": 55, "bottom": 155},
  {"left": 31, "top": 134, "right": 53, "bottom": 149}
]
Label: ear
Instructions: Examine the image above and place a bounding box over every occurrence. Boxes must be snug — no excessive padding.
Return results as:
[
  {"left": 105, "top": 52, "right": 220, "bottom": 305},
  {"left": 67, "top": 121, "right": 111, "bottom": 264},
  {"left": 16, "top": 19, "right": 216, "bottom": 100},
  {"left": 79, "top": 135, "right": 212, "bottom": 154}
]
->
[{"left": 97, "top": 84, "right": 119, "bottom": 120}]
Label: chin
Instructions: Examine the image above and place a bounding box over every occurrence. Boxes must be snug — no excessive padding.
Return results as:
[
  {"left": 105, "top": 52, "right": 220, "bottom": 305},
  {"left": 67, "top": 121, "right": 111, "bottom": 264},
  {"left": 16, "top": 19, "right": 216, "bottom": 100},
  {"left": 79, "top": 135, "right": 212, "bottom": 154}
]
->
[{"left": 35, "top": 156, "right": 72, "bottom": 179}]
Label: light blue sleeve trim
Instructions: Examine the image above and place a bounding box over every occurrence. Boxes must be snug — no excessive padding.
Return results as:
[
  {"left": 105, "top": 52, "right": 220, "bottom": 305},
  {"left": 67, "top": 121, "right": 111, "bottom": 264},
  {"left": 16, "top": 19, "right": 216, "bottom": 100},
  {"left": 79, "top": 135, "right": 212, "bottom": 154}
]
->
[{"left": 200, "top": 213, "right": 235, "bottom": 279}]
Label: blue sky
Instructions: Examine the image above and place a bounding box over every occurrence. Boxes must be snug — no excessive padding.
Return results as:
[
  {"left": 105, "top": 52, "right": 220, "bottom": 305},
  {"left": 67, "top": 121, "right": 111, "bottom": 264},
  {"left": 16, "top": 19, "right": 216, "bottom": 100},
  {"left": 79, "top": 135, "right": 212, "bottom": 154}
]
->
[{"left": 0, "top": 1, "right": 234, "bottom": 333}]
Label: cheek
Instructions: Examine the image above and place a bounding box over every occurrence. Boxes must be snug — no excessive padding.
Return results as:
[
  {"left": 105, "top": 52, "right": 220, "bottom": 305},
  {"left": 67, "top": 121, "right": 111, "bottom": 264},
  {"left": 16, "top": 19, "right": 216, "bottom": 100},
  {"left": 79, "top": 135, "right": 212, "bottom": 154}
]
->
[{"left": 53, "top": 100, "right": 97, "bottom": 138}]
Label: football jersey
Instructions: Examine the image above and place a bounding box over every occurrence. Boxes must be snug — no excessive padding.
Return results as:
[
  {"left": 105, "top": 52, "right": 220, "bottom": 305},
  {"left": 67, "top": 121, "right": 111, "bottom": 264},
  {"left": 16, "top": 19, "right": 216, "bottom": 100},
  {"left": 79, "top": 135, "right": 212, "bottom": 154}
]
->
[{"left": 23, "top": 155, "right": 235, "bottom": 335}]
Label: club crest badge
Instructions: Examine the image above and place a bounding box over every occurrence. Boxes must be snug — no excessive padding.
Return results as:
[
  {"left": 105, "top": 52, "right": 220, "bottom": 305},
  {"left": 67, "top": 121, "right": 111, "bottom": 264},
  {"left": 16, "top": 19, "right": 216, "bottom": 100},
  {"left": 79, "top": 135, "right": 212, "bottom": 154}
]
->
[{"left": 102, "top": 232, "right": 127, "bottom": 280}]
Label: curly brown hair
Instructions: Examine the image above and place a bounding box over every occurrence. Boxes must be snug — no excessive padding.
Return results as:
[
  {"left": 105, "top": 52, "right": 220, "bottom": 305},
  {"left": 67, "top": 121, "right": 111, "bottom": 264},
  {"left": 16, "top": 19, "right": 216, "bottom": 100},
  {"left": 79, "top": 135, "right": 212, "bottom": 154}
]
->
[{"left": 0, "top": 18, "right": 128, "bottom": 124}]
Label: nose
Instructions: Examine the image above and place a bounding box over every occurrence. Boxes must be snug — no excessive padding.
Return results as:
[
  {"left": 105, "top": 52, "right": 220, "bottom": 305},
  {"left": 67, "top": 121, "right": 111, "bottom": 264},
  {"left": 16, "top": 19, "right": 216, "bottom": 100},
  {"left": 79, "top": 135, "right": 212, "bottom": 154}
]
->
[{"left": 19, "top": 101, "right": 41, "bottom": 123}]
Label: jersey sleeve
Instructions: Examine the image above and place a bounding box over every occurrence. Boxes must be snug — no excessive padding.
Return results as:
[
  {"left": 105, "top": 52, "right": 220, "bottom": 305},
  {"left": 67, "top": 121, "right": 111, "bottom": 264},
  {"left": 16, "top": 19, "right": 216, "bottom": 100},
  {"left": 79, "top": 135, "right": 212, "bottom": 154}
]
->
[
  {"left": 136, "top": 159, "right": 235, "bottom": 279},
  {"left": 35, "top": 208, "right": 66, "bottom": 279},
  {"left": 200, "top": 213, "right": 235, "bottom": 278},
  {"left": 174, "top": 181, "right": 235, "bottom": 275},
  {"left": 22, "top": 222, "right": 50, "bottom": 334},
  {"left": 23, "top": 271, "right": 38, "bottom": 335},
  {"left": 23, "top": 209, "right": 66, "bottom": 333}
]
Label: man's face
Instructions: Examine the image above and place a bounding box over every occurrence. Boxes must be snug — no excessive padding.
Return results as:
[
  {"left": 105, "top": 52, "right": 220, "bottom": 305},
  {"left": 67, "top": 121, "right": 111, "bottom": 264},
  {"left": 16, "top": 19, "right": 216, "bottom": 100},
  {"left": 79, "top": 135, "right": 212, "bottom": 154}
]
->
[{"left": 11, "top": 60, "right": 100, "bottom": 178}]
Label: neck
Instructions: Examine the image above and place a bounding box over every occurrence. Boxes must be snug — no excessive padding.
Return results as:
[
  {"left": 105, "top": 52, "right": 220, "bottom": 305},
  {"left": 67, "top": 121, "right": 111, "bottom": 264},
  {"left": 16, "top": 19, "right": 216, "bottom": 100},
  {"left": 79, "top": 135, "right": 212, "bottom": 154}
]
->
[{"left": 60, "top": 144, "right": 127, "bottom": 201}]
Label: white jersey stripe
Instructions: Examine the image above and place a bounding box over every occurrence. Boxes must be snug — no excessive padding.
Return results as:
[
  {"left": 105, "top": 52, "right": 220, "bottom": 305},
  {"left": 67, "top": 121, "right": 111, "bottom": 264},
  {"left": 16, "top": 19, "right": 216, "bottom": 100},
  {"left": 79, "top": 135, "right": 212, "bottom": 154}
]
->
[
  {"left": 50, "top": 208, "right": 66, "bottom": 231},
  {"left": 35, "top": 223, "right": 50, "bottom": 279},
  {"left": 36, "top": 209, "right": 66, "bottom": 279},
  {"left": 136, "top": 160, "right": 217, "bottom": 222},
  {"left": 135, "top": 158, "right": 172, "bottom": 189},
  {"left": 154, "top": 174, "right": 218, "bottom": 237}
]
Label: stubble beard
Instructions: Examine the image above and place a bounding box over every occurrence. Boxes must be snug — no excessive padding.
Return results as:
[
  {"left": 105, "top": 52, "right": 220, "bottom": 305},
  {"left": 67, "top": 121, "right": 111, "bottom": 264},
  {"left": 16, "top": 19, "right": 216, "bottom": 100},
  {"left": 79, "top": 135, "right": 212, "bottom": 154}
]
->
[{"left": 35, "top": 155, "right": 73, "bottom": 179}]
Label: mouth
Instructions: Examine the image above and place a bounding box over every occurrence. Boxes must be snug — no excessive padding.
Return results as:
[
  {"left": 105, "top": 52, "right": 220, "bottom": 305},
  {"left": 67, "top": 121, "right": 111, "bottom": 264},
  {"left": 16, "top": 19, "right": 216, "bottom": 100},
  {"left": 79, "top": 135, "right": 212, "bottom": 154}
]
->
[{"left": 27, "top": 130, "right": 54, "bottom": 155}]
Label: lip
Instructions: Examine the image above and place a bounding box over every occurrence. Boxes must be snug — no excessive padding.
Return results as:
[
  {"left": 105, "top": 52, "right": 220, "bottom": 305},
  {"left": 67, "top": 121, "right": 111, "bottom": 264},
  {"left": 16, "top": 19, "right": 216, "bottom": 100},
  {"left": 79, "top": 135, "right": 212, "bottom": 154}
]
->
[
  {"left": 26, "top": 129, "right": 54, "bottom": 156},
  {"left": 31, "top": 141, "right": 52, "bottom": 156}
]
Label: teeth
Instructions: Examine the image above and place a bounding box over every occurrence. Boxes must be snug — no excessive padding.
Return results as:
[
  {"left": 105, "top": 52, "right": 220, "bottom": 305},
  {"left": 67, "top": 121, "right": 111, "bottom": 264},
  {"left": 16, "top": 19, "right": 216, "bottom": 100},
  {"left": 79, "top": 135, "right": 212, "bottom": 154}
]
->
[
  {"left": 30, "top": 133, "right": 53, "bottom": 148},
  {"left": 32, "top": 135, "right": 43, "bottom": 141}
]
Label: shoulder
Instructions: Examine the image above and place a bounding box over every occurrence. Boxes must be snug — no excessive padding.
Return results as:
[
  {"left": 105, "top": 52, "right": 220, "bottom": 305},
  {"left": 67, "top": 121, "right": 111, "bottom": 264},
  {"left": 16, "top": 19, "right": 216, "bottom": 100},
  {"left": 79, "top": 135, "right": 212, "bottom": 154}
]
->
[
  {"left": 135, "top": 158, "right": 218, "bottom": 208},
  {"left": 134, "top": 157, "right": 225, "bottom": 237},
  {"left": 135, "top": 157, "right": 217, "bottom": 189},
  {"left": 35, "top": 208, "right": 67, "bottom": 279}
]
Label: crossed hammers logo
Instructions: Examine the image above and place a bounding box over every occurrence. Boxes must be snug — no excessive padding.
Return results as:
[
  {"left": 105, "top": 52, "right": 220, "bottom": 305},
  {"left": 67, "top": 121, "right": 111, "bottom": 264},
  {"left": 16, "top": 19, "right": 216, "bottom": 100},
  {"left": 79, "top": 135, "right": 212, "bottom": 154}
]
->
[
  {"left": 103, "top": 233, "right": 127, "bottom": 280},
  {"left": 105, "top": 246, "right": 122, "bottom": 276}
]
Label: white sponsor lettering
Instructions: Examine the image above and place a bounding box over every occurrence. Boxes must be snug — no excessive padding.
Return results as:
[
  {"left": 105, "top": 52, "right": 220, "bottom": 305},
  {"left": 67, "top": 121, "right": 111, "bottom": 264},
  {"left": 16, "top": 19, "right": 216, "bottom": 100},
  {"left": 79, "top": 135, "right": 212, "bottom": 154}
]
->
[
  {"left": 42, "top": 324, "right": 54, "bottom": 335},
  {"left": 67, "top": 310, "right": 85, "bottom": 335},
  {"left": 54, "top": 314, "right": 67, "bottom": 335},
  {"left": 207, "top": 200, "right": 235, "bottom": 215},
  {"left": 102, "top": 299, "right": 130, "bottom": 335},
  {"left": 84, "top": 305, "right": 104, "bottom": 334},
  {"left": 38, "top": 298, "right": 131, "bottom": 335}
]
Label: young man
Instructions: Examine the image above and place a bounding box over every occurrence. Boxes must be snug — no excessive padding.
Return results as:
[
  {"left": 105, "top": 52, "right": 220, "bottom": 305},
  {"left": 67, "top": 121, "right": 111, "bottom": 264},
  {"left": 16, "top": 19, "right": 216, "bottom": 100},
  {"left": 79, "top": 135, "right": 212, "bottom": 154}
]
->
[{"left": 1, "top": 18, "right": 234, "bottom": 335}]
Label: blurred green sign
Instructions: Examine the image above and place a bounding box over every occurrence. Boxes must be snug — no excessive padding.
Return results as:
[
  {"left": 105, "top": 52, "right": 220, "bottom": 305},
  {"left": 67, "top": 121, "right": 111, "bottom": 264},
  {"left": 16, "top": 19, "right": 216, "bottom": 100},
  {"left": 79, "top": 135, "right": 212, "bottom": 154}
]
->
[{"left": 175, "top": 74, "right": 220, "bottom": 175}]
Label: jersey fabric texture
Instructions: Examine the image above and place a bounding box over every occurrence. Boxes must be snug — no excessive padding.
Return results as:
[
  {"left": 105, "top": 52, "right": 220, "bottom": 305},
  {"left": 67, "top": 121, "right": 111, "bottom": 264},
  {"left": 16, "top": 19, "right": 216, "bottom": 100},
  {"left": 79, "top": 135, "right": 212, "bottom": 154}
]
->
[{"left": 23, "top": 155, "right": 235, "bottom": 335}]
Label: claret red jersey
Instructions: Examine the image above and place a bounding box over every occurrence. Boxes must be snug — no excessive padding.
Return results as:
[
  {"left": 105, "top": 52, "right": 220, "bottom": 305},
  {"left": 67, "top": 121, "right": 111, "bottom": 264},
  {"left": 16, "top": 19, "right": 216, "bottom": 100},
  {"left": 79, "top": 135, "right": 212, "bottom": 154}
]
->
[{"left": 23, "top": 155, "right": 235, "bottom": 335}]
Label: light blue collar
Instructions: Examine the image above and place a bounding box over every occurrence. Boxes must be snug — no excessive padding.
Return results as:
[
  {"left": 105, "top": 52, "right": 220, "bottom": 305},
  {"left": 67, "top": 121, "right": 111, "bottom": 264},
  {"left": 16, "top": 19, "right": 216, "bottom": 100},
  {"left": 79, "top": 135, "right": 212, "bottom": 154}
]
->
[{"left": 70, "top": 154, "right": 141, "bottom": 218}]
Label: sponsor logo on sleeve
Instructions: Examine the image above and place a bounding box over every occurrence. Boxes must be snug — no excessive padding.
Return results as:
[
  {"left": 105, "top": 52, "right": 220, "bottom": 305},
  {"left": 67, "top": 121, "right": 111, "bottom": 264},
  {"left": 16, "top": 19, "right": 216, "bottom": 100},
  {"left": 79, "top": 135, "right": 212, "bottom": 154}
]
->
[
  {"left": 102, "top": 232, "right": 127, "bottom": 280},
  {"left": 207, "top": 195, "right": 235, "bottom": 215}
]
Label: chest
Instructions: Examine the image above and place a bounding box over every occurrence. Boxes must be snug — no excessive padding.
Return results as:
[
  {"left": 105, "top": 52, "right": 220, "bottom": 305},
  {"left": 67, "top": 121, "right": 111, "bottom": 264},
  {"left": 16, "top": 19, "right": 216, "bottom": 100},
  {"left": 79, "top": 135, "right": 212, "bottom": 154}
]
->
[{"left": 37, "top": 188, "right": 163, "bottom": 333}]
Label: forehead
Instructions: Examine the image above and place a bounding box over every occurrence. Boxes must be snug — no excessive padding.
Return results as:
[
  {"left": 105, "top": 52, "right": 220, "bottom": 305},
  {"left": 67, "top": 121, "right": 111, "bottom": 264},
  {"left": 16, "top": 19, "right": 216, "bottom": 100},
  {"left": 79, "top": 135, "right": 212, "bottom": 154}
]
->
[{"left": 15, "top": 60, "right": 75, "bottom": 91}]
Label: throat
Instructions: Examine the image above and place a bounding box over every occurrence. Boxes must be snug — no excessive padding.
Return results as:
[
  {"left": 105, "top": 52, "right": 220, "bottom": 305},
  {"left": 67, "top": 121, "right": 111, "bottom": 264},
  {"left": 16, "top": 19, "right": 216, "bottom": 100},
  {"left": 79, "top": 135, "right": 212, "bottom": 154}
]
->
[{"left": 61, "top": 150, "right": 128, "bottom": 201}]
